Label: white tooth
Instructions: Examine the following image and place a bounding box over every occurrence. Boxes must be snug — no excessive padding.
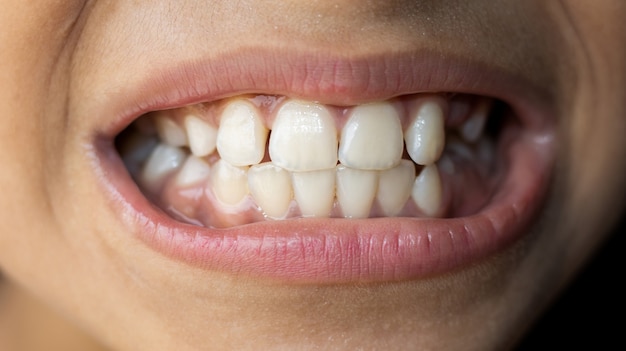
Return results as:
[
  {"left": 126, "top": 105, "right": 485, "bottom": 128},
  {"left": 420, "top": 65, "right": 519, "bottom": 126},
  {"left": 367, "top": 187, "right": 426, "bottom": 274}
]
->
[
  {"left": 460, "top": 99, "right": 491, "bottom": 143},
  {"left": 248, "top": 163, "right": 293, "bottom": 219},
  {"left": 185, "top": 115, "right": 217, "bottom": 157},
  {"left": 269, "top": 100, "right": 338, "bottom": 171},
  {"left": 338, "top": 102, "right": 403, "bottom": 170},
  {"left": 140, "top": 144, "right": 186, "bottom": 192},
  {"left": 292, "top": 169, "right": 335, "bottom": 218},
  {"left": 376, "top": 160, "right": 415, "bottom": 216},
  {"left": 405, "top": 98, "right": 446, "bottom": 166},
  {"left": 155, "top": 112, "right": 188, "bottom": 147},
  {"left": 336, "top": 165, "right": 378, "bottom": 218},
  {"left": 210, "top": 159, "right": 249, "bottom": 206},
  {"left": 217, "top": 100, "right": 268, "bottom": 166},
  {"left": 175, "top": 155, "right": 211, "bottom": 187},
  {"left": 412, "top": 164, "right": 443, "bottom": 217}
]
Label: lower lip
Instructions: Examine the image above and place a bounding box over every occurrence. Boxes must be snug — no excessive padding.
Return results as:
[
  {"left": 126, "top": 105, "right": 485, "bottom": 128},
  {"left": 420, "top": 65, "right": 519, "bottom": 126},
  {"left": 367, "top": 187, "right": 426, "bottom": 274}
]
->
[{"left": 92, "top": 124, "right": 553, "bottom": 284}]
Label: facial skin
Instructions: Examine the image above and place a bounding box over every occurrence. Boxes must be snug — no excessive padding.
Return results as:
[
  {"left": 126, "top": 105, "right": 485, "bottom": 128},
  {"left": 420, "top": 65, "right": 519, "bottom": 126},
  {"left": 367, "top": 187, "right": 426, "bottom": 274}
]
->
[{"left": 0, "top": 1, "right": 624, "bottom": 350}]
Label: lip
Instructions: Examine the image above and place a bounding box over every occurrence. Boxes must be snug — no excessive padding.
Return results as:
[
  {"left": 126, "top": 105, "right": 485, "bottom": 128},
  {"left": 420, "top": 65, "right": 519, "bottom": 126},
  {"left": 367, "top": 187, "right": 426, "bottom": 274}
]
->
[{"left": 90, "top": 47, "right": 556, "bottom": 284}]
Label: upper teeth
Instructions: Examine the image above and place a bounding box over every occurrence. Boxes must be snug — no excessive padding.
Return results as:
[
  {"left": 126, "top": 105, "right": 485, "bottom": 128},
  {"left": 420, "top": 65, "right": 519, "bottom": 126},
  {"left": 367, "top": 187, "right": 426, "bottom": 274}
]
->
[{"left": 127, "top": 94, "right": 493, "bottom": 223}]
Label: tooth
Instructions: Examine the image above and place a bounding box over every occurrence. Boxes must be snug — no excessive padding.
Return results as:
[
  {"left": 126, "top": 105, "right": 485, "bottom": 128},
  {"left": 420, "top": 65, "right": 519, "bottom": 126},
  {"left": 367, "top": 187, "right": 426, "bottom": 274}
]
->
[
  {"left": 269, "top": 100, "right": 338, "bottom": 171},
  {"left": 292, "top": 169, "right": 335, "bottom": 218},
  {"left": 118, "top": 132, "right": 158, "bottom": 178},
  {"left": 412, "top": 164, "right": 442, "bottom": 217},
  {"left": 175, "top": 155, "right": 211, "bottom": 187},
  {"left": 338, "top": 102, "right": 403, "bottom": 170},
  {"left": 217, "top": 99, "right": 268, "bottom": 166},
  {"left": 248, "top": 163, "right": 293, "bottom": 218},
  {"left": 405, "top": 98, "right": 446, "bottom": 166},
  {"left": 376, "top": 160, "right": 415, "bottom": 216},
  {"left": 460, "top": 99, "right": 491, "bottom": 143},
  {"left": 210, "top": 159, "right": 249, "bottom": 206},
  {"left": 185, "top": 115, "right": 217, "bottom": 157},
  {"left": 155, "top": 111, "right": 188, "bottom": 147},
  {"left": 335, "top": 165, "right": 378, "bottom": 218},
  {"left": 140, "top": 144, "right": 186, "bottom": 192}
]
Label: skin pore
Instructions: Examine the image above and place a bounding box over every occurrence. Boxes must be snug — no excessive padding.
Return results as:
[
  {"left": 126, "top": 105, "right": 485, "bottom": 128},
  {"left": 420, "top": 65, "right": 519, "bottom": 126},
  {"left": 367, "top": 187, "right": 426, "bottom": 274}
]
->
[{"left": 0, "top": 1, "right": 625, "bottom": 350}]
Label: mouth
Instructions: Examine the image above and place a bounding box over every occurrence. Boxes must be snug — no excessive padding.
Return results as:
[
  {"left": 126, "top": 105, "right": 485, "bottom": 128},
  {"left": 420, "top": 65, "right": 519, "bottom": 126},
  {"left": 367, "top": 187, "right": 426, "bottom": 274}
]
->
[{"left": 91, "top": 48, "right": 555, "bottom": 284}]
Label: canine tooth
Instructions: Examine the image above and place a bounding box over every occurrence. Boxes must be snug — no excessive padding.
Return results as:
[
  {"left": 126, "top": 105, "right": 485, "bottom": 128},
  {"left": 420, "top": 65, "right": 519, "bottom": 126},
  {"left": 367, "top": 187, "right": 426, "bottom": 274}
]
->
[
  {"left": 292, "top": 169, "right": 335, "bottom": 218},
  {"left": 210, "top": 160, "right": 249, "bottom": 206},
  {"left": 269, "top": 100, "right": 338, "bottom": 171},
  {"left": 405, "top": 98, "right": 445, "bottom": 166},
  {"left": 461, "top": 99, "right": 491, "bottom": 143},
  {"left": 336, "top": 165, "right": 377, "bottom": 218},
  {"left": 176, "top": 155, "right": 211, "bottom": 187},
  {"left": 248, "top": 163, "right": 293, "bottom": 218},
  {"left": 155, "top": 112, "right": 188, "bottom": 147},
  {"left": 339, "top": 102, "right": 403, "bottom": 170},
  {"left": 377, "top": 160, "right": 415, "bottom": 216},
  {"left": 412, "top": 164, "right": 442, "bottom": 216},
  {"left": 217, "top": 100, "right": 268, "bottom": 166},
  {"left": 140, "top": 144, "right": 186, "bottom": 192},
  {"left": 185, "top": 115, "right": 217, "bottom": 157}
]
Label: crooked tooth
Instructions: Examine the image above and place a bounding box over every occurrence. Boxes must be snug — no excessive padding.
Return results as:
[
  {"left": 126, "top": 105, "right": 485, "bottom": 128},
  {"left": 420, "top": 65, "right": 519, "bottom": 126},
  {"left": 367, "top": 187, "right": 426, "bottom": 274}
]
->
[
  {"left": 175, "top": 155, "right": 211, "bottom": 187},
  {"left": 460, "top": 98, "right": 491, "bottom": 143},
  {"left": 412, "top": 164, "right": 442, "bottom": 217},
  {"left": 140, "top": 144, "right": 186, "bottom": 192},
  {"left": 248, "top": 163, "right": 293, "bottom": 219},
  {"left": 405, "top": 98, "right": 446, "bottom": 166},
  {"left": 338, "top": 102, "right": 403, "bottom": 170},
  {"left": 336, "top": 165, "right": 378, "bottom": 218},
  {"left": 185, "top": 115, "right": 217, "bottom": 157},
  {"left": 210, "top": 160, "right": 249, "bottom": 206},
  {"left": 217, "top": 100, "right": 268, "bottom": 166},
  {"left": 269, "top": 100, "right": 338, "bottom": 171},
  {"left": 292, "top": 169, "right": 335, "bottom": 218},
  {"left": 155, "top": 112, "right": 188, "bottom": 147},
  {"left": 376, "top": 160, "right": 415, "bottom": 216}
]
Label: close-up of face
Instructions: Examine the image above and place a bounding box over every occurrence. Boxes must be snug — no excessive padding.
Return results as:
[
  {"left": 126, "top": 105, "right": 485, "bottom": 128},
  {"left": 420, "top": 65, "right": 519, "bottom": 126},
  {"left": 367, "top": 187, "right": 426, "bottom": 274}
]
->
[{"left": 0, "top": 1, "right": 624, "bottom": 350}]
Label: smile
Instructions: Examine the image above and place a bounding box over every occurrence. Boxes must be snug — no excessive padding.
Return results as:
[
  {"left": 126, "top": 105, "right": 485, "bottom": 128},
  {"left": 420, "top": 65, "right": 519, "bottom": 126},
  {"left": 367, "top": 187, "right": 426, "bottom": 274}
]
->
[{"left": 91, "top": 48, "right": 556, "bottom": 284}]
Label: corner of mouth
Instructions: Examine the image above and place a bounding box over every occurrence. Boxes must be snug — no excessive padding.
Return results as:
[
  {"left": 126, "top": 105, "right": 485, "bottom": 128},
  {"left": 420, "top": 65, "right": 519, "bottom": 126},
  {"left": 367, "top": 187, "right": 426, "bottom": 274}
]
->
[{"left": 88, "top": 47, "right": 557, "bottom": 284}]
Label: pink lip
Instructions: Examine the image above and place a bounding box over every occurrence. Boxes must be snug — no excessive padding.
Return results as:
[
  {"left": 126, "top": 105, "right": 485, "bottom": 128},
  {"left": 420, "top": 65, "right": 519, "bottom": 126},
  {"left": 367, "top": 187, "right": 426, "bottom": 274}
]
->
[{"left": 91, "top": 47, "right": 555, "bottom": 284}]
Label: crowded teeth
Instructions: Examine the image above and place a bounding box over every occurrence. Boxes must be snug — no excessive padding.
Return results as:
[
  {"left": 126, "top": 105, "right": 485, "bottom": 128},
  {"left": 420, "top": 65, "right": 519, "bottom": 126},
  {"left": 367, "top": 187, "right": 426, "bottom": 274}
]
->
[
  {"left": 405, "top": 97, "right": 446, "bottom": 166},
  {"left": 269, "top": 100, "right": 338, "bottom": 172},
  {"left": 460, "top": 98, "right": 491, "bottom": 143},
  {"left": 155, "top": 112, "right": 188, "bottom": 147},
  {"left": 412, "top": 164, "right": 443, "bottom": 216},
  {"left": 376, "top": 160, "right": 416, "bottom": 216},
  {"left": 248, "top": 163, "right": 293, "bottom": 219},
  {"left": 175, "top": 155, "right": 211, "bottom": 187},
  {"left": 338, "top": 102, "right": 403, "bottom": 170},
  {"left": 140, "top": 144, "right": 186, "bottom": 192},
  {"left": 185, "top": 115, "right": 217, "bottom": 157},
  {"left": 217, "top": 99, "right": 268, "bottom": 166},
  {"left": 292, "top": 170, "right": 336, "bottom": 217},
  {"left": 210, "top": 160, "right": 249, "bottom": 207},
  {"left": 336, "top": 165, "right": 378, "bottom": 218}
]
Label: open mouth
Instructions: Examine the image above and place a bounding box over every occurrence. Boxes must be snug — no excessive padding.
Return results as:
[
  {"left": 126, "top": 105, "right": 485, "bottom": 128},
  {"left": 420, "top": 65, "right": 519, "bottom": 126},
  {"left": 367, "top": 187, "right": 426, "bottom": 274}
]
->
[{"left": 92, "top": 51, "right": 555, "bottom": 284}]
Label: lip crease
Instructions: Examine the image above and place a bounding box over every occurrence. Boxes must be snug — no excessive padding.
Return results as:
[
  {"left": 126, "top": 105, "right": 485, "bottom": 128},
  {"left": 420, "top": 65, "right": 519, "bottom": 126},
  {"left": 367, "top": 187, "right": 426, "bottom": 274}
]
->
[{"left": 90, "top": 47, "right": 556, "bottom": 284}]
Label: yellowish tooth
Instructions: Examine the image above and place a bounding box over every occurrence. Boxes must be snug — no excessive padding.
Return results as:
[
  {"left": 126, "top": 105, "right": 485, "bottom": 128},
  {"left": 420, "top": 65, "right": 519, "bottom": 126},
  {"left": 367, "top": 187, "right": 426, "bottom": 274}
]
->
[
  {"left": 248, "top": 163, "right": 293, "bottom": 219},
  {"left": 269, "top": 100, "right": 338, "bottom": 171},
  {"left": 338, "top": 102, "right": 403, "bottom": 170},
  {"left": 175, "top": 155, "right": 211, "bottom": 187},
  {"left": 405, "top": 98, "right": 446, "bottom": 166},
  {"left": 185, "top": 115, "right": 217, "bottom": 157},
  {"left": 292, "top": 169, "right": 336, "bottom": 218},
  {"left": 140, "top": 144, "right": 186, "bottom": 192},
  {"left": 210, "top": 160, "right": 249, "bottom": 206},
  {"left": 461, "top": 98, "right": 491, "bottom": 143},
  {"left": 376, "top": 160, "right": 415, "bottom": 216},
  {"left": 217, "top": 99, "right": 268, "bottom": 166},
  {"left": 412, "top": 164, "right": 442, "bottom": 216},
  {"left": 336, "top": 165, "right": 378, "bottom": 218},
  {"left": 155, "top": 112, "right": 188, "bottom": 147}
]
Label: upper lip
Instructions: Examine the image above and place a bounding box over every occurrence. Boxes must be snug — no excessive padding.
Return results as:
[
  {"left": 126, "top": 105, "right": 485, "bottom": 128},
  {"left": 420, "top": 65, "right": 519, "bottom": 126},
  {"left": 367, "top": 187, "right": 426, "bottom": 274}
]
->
[{"left": 89, "top": 46, "right": 556, "bottom": 284}]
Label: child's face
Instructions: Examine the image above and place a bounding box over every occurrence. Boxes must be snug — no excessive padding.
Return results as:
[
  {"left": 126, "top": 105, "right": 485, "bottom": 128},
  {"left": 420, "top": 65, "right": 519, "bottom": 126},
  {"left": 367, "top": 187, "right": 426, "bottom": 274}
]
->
[{"left": 1, "top": 1, "right": 624, "bottom": 350}]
